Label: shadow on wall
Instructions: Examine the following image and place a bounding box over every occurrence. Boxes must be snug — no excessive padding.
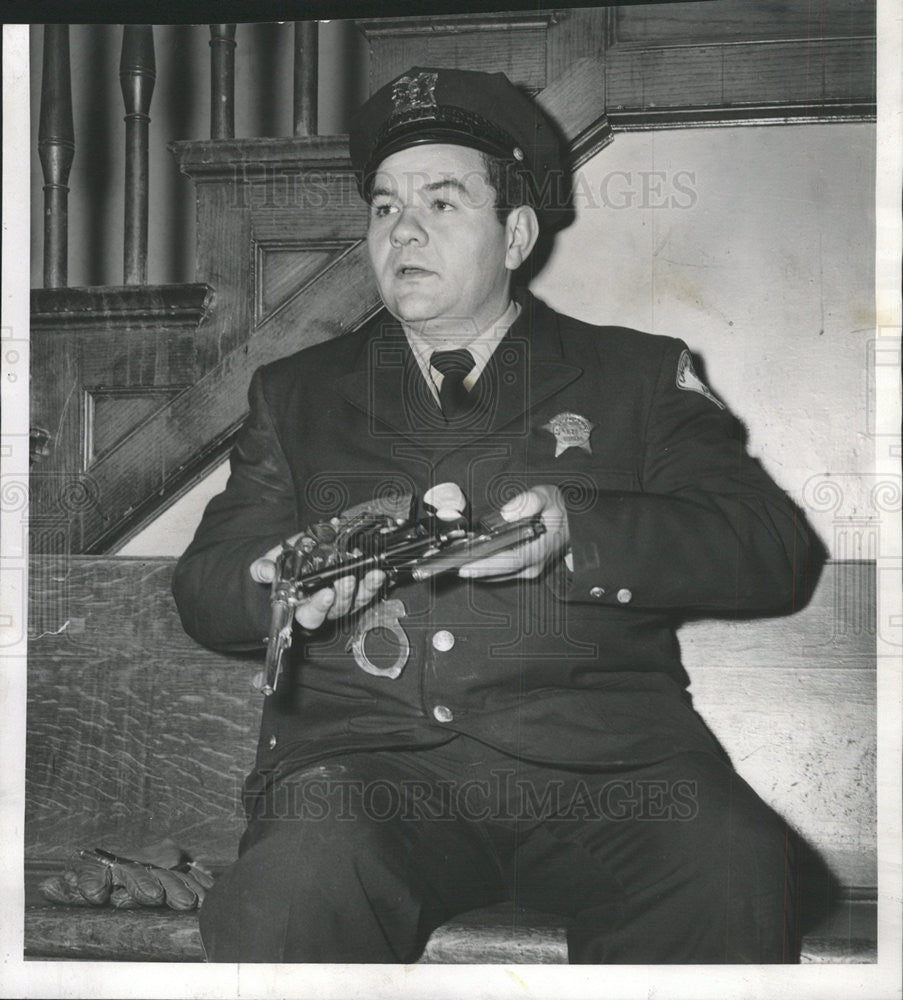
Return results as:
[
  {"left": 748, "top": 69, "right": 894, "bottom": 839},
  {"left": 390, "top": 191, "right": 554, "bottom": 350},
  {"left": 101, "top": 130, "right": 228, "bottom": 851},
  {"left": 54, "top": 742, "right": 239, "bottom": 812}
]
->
[
  {"left": 241, "top": 22, "right": 290, "bottom": 139},
  {"left": 320, "top": 19, "right": 369, "bottom": 135}
]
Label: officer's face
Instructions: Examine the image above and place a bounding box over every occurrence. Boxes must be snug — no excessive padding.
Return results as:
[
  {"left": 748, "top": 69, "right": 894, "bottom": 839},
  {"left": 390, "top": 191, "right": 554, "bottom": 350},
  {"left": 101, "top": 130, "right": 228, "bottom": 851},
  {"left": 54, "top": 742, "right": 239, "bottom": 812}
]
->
[{"left": 367, "top": 144, "right": 513, "bottom": 338}]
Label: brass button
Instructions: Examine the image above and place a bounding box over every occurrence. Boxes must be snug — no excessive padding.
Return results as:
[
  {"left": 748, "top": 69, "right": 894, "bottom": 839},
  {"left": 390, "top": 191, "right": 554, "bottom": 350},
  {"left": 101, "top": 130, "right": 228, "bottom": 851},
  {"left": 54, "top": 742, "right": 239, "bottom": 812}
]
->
[
  {"left": 589, "top": 586, "right": 606, "bottom": 598},
  {"left": 617, "top": 588, "right": 633, "bottom": 604},
  {"left": 268, "top": 735, "right": 278, "bottom": 749},
  {"left": 433, "top": 705, "right": 454, "bottom": 723},
  {"left": 432, "top": 629, "right": 455, "bottom": 652}
]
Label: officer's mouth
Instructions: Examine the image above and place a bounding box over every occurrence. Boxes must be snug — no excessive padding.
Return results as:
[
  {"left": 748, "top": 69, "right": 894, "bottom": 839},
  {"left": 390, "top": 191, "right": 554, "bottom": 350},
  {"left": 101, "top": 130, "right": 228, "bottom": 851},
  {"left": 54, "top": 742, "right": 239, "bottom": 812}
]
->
[{"left": 395, "top": 266, "right": 435, "bottom": 279}]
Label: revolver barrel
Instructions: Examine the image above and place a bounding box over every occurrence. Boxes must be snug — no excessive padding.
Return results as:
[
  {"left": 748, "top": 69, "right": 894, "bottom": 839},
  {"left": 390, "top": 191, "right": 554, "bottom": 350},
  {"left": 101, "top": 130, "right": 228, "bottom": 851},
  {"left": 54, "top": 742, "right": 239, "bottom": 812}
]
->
[{"left": 410, "top": 518, "right": 545, "bottom": 580}]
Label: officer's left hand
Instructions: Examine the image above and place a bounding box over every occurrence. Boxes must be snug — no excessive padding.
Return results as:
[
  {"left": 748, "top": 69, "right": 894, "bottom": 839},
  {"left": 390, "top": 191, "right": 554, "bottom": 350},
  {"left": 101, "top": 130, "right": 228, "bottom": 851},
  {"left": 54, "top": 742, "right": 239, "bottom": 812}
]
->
[
  {"left": 251, "top": 539, "right": 386, "bottom": 630},
  {"left": 459, "top": 485, "right": 570, "bottom": 581}
]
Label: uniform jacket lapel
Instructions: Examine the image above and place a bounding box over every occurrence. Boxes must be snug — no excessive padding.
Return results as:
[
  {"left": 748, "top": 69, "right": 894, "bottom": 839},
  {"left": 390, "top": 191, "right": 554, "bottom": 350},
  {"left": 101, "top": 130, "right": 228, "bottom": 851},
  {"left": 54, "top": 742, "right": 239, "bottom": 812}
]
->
[
  {"left": 332, "top": 291, "right": 584, "bottom": 458},
  {"left": 488, "top": 290, "right": 584, "bottom": 429},
  {"left": 332, "top": 316, "right": 434, "bottom": 446},
  {"left": 428, "top": 290, "right": 584, "bottom": 460}
]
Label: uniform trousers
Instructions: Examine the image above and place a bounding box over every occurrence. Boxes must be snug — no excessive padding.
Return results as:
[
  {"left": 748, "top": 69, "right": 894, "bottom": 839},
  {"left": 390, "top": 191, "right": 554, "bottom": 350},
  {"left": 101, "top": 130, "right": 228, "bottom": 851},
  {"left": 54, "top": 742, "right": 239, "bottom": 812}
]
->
[{"left": 200, "top": 734, "right": 798, "bottom": 963}]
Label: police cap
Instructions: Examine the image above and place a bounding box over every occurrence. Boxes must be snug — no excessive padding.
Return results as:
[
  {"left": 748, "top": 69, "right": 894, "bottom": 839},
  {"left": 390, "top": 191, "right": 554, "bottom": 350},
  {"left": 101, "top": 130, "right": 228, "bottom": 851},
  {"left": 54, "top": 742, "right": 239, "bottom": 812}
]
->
[{"left": 349, "top": 66, "right": 569, "bottom": 223}]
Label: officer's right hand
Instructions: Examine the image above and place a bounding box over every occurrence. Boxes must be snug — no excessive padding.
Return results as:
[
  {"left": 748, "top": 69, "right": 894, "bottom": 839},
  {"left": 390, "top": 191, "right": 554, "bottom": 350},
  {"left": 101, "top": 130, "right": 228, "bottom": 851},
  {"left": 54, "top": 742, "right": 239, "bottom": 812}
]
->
[{"left": 250, "top": 538, "right": 386, "bottom": 631}]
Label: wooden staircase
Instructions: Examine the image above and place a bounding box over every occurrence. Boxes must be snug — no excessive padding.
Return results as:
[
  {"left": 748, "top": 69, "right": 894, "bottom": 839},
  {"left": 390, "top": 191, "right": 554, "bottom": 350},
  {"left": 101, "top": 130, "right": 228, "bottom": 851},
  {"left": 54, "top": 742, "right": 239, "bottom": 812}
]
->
[
  {"left": 28, "top": 60, "right": 614, "bottom": 555},
  {"left": 28, "top": 3, "right": 875, "bottom": 555}
]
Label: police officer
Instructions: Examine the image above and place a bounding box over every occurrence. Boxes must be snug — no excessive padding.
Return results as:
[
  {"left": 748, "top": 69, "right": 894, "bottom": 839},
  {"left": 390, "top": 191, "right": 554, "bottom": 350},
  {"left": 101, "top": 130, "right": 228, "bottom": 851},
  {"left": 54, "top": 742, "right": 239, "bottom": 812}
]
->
[{"left": 174, "top": 67, "right": 813, "bottom": 963}]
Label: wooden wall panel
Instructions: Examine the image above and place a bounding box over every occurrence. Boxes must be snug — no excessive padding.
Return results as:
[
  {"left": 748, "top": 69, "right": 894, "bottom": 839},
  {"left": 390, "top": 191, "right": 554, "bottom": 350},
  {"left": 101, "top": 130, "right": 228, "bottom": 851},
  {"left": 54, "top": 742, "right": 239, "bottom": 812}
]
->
[
  {"left": 358, "top": 13, "right": 558, "bottom": 92},
  {"left": 254, "top": 244, "right": 357, "bottom": 327},
  {"left": 613, "top": 0, "right": 875, "bottom": 45},
  {"left": 88, "top": 389, "right": 184, "bottom": 464},
  {"left": 606, "top": 38, "right": 875, "bottom": 113},
  {"left": 545, "top": 7, "right": 609, "bottom": 83},
  {"left": 356, "top": 3, "right": 875, "bottom": 125},
  {"left": 29, "top": 286, "right": 212, "bottom": 555},
  {"left": 192, "top": 183, "right": 254, "bottom": 370},
  {"left": 28, "top": 139, "right": 379, "bottom": 553},
  {"left": 72, "top": 245, "right": 379, "bottom": 554},
  {"left": 369, "top": 25, "right": 549, "bottom": 92},
  {"left": 26, "top": 558, "right": 260, "bottom": 865}
]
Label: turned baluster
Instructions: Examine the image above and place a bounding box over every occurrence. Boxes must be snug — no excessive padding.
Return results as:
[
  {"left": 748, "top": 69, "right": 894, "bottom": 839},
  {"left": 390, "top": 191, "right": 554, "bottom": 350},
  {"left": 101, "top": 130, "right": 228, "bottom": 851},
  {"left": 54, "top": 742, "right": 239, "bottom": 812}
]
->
[
  {"left": 38, "top": 25, "right": 75, "bottom": 289},
  {"left": 119, "top": 25, "right": 155, "bottom": 285},
  {"left": 209, "top": 24, "right": 236, "bottom": 139},
  {"left": 293, "top": 21, "right": 318, "bottom": 137}
]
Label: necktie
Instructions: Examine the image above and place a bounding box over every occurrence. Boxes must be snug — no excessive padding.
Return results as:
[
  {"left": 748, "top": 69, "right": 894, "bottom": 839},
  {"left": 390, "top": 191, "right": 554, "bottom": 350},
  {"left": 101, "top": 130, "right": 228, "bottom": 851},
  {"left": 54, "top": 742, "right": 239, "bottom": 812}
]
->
[{"left": 430, "top": 349, "right": 476, "bottom": 421}]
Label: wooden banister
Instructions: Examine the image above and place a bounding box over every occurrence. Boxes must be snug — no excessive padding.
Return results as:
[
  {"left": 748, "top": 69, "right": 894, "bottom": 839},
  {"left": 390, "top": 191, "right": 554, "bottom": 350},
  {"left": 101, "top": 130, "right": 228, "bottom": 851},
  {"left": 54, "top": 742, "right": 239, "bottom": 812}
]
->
[
  {"left": 119, "top": 25, "right": 156, "bottom": 285},
  {"left": 38, "top": 25, "right": 75, "bottom": 289},
  {"left": 209, "top": 24, "right": 236, "bottom": 140},
  {"left": 293, "top": 21, "right": 318, "bottom": 137}
]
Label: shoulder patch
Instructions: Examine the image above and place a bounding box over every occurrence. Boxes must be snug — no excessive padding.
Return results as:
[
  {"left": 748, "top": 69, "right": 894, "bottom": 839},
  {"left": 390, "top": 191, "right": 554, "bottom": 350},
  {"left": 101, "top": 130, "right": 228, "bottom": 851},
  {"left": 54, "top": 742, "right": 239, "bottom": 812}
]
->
[{"left": 675, "top": 349, "right": 725, "bottom": 410}]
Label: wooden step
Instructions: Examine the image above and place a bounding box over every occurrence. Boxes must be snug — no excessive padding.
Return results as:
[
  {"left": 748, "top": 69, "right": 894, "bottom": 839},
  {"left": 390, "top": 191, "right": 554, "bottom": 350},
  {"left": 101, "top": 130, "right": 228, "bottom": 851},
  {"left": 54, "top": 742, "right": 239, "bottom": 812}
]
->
[{"left": 24, "top": 867, "right": 876, "bottom": 964}]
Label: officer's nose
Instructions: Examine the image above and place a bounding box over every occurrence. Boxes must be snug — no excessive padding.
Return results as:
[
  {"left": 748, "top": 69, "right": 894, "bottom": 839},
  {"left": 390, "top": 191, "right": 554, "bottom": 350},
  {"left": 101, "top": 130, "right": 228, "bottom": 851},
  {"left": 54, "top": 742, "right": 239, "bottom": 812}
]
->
[{"left": 390, "top": 206, "right": 427, "bottom": 247}]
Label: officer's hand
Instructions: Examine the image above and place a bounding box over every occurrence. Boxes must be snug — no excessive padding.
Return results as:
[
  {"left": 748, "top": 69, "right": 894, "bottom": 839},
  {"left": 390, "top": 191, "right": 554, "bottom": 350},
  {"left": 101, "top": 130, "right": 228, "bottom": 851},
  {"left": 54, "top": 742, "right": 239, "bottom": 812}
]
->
[
  {"left": 459, "top": 485, "right": 570, "bottom": 581},
  {"left": 250, "top": 538, "right": 386, "bottom": 631}
]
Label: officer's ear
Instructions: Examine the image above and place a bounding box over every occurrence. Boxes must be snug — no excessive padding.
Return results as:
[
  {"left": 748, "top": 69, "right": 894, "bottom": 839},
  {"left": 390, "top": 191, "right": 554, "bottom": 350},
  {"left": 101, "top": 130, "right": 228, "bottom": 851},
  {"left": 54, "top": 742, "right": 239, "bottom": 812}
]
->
[{"left": 504, "top": 205, "right": 540, "bottom": 272}]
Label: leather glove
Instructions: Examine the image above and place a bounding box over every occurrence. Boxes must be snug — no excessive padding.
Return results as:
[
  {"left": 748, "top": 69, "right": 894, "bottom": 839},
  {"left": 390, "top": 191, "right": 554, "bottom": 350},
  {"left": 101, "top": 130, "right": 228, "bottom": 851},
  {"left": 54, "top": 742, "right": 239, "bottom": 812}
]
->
[{"left": 39, "top": 839, "right": 214, "bottom": 911}]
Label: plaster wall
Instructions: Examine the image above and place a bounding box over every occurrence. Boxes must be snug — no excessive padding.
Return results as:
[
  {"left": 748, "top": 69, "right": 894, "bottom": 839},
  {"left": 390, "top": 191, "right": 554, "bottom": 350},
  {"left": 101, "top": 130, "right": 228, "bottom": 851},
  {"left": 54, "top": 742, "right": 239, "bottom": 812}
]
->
[{"left": 118, "top": 122, "right": 877, "bottom": 557}]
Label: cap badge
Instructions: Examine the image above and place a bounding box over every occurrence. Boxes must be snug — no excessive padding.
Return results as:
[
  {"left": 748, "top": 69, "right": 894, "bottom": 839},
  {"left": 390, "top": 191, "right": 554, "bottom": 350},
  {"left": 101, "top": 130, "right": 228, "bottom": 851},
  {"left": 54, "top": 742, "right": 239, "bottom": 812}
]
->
[
  {"left": 676, "top": 349, "right": 725, "bottom": 410},
  {"left": 542, "top": 412, "right": 595, "bottom": 457},
  {"left": 391, "top": 72, "right": 439, "bottom": 115}
]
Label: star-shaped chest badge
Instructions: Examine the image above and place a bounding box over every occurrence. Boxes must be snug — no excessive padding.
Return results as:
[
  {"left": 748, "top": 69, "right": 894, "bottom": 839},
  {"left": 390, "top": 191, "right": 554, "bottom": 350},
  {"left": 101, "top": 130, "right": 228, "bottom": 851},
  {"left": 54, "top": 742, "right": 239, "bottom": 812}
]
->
[{"left": 542, "top": 412, "right": 596, "bottom": 457}]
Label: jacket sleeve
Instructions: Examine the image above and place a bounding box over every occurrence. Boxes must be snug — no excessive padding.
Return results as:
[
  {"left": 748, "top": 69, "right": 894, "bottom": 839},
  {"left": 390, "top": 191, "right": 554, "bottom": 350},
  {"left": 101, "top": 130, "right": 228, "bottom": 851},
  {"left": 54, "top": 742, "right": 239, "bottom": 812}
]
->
[
  {"left": 172, "top": 367, "right": 299, "bottom": 651},
  {"left": 564, "top": 338, "right": 822, "bottom": 613}
]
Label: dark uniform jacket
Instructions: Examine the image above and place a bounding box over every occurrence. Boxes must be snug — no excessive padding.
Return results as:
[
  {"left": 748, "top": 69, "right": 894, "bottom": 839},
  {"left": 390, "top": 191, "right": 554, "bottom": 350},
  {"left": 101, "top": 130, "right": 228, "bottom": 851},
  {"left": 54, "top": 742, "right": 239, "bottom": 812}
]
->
[{"left": 173, "top": 292, "right": 813, "bottom": 795}]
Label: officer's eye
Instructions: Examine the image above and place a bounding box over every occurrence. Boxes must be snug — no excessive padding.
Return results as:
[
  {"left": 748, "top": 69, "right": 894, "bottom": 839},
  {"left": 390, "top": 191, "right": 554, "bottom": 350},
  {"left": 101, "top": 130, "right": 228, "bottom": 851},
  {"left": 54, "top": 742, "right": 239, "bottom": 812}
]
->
[
  {"left": 432, "top": 199, "right": 454, "bottom": 212},
  {"left": 371, "top": 201, "right": 397, "bottom": 218}
]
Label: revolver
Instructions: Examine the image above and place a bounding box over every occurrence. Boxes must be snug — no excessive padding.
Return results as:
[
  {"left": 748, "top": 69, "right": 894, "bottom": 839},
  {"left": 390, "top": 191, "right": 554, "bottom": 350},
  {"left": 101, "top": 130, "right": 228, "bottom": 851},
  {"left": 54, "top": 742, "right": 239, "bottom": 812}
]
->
[{"left": 262, "top": 483, "right": 545, "bottom": 695}]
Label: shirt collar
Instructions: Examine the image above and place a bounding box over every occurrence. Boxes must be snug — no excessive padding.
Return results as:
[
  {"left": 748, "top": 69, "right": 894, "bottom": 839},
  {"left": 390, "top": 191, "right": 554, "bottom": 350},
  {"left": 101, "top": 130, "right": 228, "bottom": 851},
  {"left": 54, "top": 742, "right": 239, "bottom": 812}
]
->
[{"left": 404, "top": 299, "right": 521, "bottom": 397}]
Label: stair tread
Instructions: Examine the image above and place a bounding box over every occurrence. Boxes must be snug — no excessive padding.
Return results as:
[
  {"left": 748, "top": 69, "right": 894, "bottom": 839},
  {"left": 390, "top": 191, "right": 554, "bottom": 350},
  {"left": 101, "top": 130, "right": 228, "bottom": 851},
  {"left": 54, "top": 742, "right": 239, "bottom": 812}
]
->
[{"left": 25, "top": 872, "right": 877, "bottom": 964}]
